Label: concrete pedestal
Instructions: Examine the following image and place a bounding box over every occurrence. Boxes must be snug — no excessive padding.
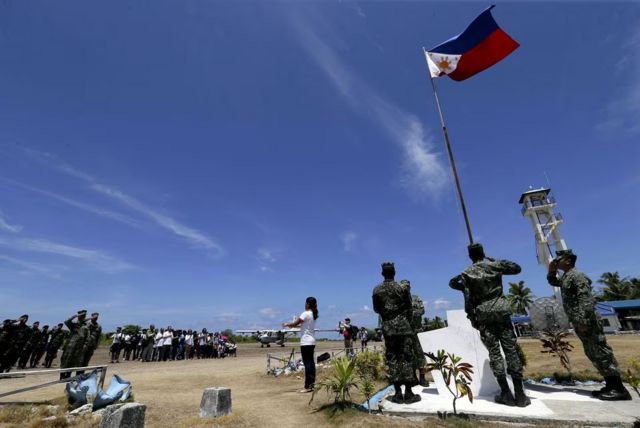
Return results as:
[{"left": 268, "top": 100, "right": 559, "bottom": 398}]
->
[
  {"left": 418, "top": 309, "right": 501, "bottom": 398},
  {"left": 199, "top": 387, "right": 232, "bottom": 418}
]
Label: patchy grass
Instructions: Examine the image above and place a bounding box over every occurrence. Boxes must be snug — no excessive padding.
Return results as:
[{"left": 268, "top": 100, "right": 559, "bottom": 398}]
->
[{"left": 0, "top": 400, "right": 96, "bottom": 428}]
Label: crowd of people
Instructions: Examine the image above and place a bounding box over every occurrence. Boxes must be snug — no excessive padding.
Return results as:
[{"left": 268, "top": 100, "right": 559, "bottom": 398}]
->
[
  {"left": 108, "top": 326, "right": 236, "bottom": 363},
  {"left": 0, "top": 310, "right": 101, "bottom": 378}
]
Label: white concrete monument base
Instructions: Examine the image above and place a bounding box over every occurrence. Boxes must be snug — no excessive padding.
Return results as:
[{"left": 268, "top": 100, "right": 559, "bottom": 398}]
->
[{"left": 418, "top": 309, "right": 502, "bottom": 399}]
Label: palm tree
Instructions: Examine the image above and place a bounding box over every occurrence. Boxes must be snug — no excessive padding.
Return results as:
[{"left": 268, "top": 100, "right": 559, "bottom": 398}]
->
[
  {"left": 597, "top": 272, "right": 632, "bottom": 301},
  {"left": 507, "top": 281, "right": 534, "bottom": 315},
  {"left": 629, "top": 278, "right": 640, "bottom": 299}
]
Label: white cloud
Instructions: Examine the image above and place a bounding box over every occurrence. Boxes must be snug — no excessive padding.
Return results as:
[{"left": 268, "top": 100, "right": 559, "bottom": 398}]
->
[
  {"left": 3, "top": 179, "right": 141, "bottom": 228},
  {"left": 433, "top": 298, "right": 451, "bottom": 310},
  {"left": 257, "top": 248, "right": 280, "bottom": 272},
  {"left": 0, "top": 212, "right": 22, "bottom": 233},
  {"left": 258, "top": 307, "right": 281, "bottom": 319},
  {"left": 341, "top": 231, "right": 357, "bottom": 252},
  {"left": 20, "top": 148, "right": 224, "bottom": 258},
  {"left": 0, "top": 236, "right": 134, "bottom": 273},
  {"left": 0, "top": 254, "right": 63, "bottom": 278},
  {"left": 290, "top": 17, "right": 448, "bottom": 198},
  {"left": 598, "top": 24, "right": 640, "bottom": 134},
  {"left": 362, "top": 304, "right": 371, "bottom": 312}
]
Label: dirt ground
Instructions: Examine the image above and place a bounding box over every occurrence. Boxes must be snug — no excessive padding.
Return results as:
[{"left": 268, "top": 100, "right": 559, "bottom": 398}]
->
[{"left": 1, "top": 336, "right": 639, "bottom": 427}]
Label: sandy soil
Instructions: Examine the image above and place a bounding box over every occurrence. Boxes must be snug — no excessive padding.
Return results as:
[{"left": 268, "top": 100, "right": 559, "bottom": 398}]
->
[{"left": 1, "top": 336, "right": 639, "bottom": 427}]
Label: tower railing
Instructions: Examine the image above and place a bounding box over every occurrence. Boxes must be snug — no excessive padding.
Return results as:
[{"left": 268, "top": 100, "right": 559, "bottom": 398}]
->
[{"left": 520, "top": 196, "right": 557, "bottom": 215}]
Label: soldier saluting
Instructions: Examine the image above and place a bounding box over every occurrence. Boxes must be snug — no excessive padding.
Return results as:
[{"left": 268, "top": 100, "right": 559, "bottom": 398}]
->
[
  {"left": 547, "top": 249, "right": 631, "bottom": 401},
  {"left": 449, "top": 243, "right": 530, "bottom": 407},
  {"left": 60, "top": 310, "right": 89, "bottom": 379}
]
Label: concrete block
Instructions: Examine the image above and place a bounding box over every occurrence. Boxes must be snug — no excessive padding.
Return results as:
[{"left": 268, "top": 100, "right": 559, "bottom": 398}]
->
[
  {"left": 199, "top": 387, "right": 232, "bottom": 418},
  {"left": 99, "top": 403, "right": 146, "bottom": 428}
]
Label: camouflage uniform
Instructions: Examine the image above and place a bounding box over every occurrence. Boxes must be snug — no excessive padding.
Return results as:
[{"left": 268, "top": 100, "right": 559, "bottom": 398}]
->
[
  {"left": 372, "top": 279, "right": 416, "bottom": 383},
  {"left": 19, "top": 325, "right": 41, "bottom": 369},
  {"left": 82, "top": 320, "right": 102, "bottom": 367},
  {"left": 450, "top": 258, "right": 523, "bottom": 379},
  {"left": 44, "top": 327, "right": 66, "bottom": 368},
  {"left": 61, "top": 316, "right": 89, "bottom": 370},
  {"left": 547, "top": 268, "right": 620, "bottom": 377},
  {"left": 411, "top": 294, "right": 426, "bottom": 370},
  {"left": 0, "top": 321, "right": 31, "bottom": 372}
]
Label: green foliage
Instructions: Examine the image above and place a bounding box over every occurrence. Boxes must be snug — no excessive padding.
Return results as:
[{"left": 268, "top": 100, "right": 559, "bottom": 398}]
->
[
  {"left": 358, "top": 375, "right": 376, "bottom": 414},
  {"left": 425, "top": 349, "right": 474, "bottom": 415},
  {"left": 121, "top": 325, "right": 141, "bottom": 335},
  {"left": 596, "top": 272, "right": 640, "bottom": 301},
  {"left": 507, "top": 280, "right": 533, "bottom": 315},
  {"left": 539, "top": 328, "right": 574, "bottom": 378},
  {"left": 422, "top": 316, "right": 446, "bottom": 332},
  {"left": 354, "top": 349, "right": 385, "bottom": 381},
  {"left": 624, "top": 359, "right": 640, "bottom": 398},
  {"left": 310, "top": 357, "right": 360, "bottom": 410}
]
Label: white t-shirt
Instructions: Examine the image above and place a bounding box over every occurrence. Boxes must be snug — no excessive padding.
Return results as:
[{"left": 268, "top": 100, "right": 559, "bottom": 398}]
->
[
  {"left": 299, "top": 310, "right": 316, "bottom": 346},
  {"left": 162, "top": 331, "right": 173, "bottom": 346}
]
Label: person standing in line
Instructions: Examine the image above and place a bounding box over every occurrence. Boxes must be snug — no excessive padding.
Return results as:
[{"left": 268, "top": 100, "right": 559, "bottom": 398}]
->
[
  {"left": 161, "top": 327, "right": 172, "bottom": 361},
  {"left": 153, "top": 328, "right": 163, "bottom": 362},
  {"left": 110, "top": 327, "right": 123, "bottom": 364},
  {"left": 80, "top": 313, "right": 102, "bottom": 372},
  {"left": 142, "top": 326, "right": 155, "bottom": 362},
  {"left": 60, "top": 310, "right": 89, "bottom": 379},
  {"left": 30, "top": 324, "right": 49, "bottom": 368},
  {"left": 283, "top": 296, "right": 318, "bottom": 393},
  {"left": 184, "top": 329, "right": 194, "bottom": 360},
  {"left": 18, "top": 321, "right": 40, "bottom": 369},
  {"left": 359, "top": 327, "right": 369, "bottom": 352},
  {"left": 44, "top": 323, "right": 65, "bottom": 368}
]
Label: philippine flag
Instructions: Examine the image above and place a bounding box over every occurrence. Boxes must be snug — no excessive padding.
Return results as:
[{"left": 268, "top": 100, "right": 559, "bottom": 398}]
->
[{"left": 426, "top": 5, "right": 519, "bottom": 81}]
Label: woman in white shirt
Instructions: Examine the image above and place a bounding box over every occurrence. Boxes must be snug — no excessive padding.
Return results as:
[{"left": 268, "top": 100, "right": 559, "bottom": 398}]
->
[{"left": 283, "top": 296, "right": 318, "bottom": 393}]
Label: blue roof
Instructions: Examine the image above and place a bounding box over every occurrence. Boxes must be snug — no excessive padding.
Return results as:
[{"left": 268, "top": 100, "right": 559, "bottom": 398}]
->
[
  {"left": 597, "top": 299, "right": 640, "bottom": 310},
  {"left": 511, "top": 315, "right": 531, "bottom": 323},
  {"left": 596, "top": 303, "right": 617, "bottom": 316}
]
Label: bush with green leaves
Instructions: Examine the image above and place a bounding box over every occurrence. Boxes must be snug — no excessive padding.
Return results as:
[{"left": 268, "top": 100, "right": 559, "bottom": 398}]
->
[
  {"left": 310, "top": 357, "right": 360, "bottom": 410},
  {"left": 354, "top": 349, "right": 385, "bottom": 380},
  {"left": 625, "top": 359, "right": 640, "bottom": 398},
  {"left": 425, "top": 349, "right": 474, "bottom": 415},
  {"left": 539, "top": 328, "right": 574, "bottom": 379}
]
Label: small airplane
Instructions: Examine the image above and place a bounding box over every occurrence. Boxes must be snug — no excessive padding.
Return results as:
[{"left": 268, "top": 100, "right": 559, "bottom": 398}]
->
[{"left": 236, "top": 327, "right": 338, "bottom": 347}]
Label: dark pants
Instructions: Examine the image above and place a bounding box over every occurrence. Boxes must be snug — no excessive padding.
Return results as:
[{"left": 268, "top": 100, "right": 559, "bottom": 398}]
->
[
  {"left": 300, "top": 345, "right": 315, "bottom": 390},
  {"left": 162, "top": 345, "right": 171, "bottom": 361}
]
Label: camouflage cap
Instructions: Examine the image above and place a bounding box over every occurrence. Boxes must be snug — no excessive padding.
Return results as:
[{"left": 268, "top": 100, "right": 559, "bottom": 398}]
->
[
  {"left": 467, "top": 243, "right": 485, "bottom": 259},
  {"left": 77, "top": 309, "right": 87, "bottom": 316},
  {"left": 381, "top": 261, "right": 395, "bottom": 269},
  {"left": 554, "top": 249, "right": 577, "bottom": 264}
]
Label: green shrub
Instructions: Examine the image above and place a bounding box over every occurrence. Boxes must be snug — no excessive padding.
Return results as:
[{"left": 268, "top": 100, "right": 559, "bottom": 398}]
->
[{"left": 354, "top": 349, "right": 385, "bottom": 380}]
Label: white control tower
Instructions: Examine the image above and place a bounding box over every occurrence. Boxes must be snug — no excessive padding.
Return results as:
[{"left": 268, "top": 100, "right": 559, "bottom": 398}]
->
[{"left": 519, "top": 187, "right": 567, "bottom": 304}]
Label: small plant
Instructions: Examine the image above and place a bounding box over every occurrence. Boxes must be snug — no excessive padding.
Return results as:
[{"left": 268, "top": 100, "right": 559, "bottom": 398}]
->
[
  {"left": 358, "top": 375, "right": 376, "bottom": 413},
  {"left": 354, "top": 349, "right": 385, "bottom": 380},
  {"left": 539, "top": 328, "right": 574, "bottom": 380},
  {"left": 425, "top": 349, "right": 474, "bottom": 415},
  {"left": 625, "top": 359, "right": 640, "bottom": 398},
  {"left": 310, "top": 357, "right": 360, "bottom": 410}
]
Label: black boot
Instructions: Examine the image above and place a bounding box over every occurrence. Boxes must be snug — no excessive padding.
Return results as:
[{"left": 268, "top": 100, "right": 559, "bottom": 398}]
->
[
  {"left": 403, "top": 382, "right": 422, "bottom": 404},
  {"left": 512, "top": 376, "right": 531, "bottom": 407},
  {"left": 598, "top": 376, "right": 632, "bottom": 401},
  {"left": 494, "top": 376, "right": 516, "bottom": 406},
  {"left": 591, "top": 376, "right": 613, "bottom": 397},
  {"left": 419, "top": 372, "right": 430, "bottom": 387},
  {"left": 388, "top": 382, "right": 404, "bottom": 404}
]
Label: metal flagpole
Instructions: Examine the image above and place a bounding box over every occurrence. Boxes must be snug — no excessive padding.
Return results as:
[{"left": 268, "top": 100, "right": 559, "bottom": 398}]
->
[{"left": 423, "top": 48, "right": 474, "bottom": 245}]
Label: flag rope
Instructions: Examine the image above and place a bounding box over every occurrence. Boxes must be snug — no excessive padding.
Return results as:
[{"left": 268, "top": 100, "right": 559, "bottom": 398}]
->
[{"left": 423, "top": 48, "right": 474, "bottom": 245}]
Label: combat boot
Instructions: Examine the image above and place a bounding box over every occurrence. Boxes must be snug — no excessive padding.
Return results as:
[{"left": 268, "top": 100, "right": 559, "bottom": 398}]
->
[
  {"left": 494, "top": 376, "right": 516, "bottom": 406},
  {"left": 512, "top": 376, "right": 531, "bottom": 407},
  {"left": 598, "top": 376, "right": 632, "bottom": 401},
  {"left": 591, "top": 376, "right": 613, "bottom": 397},
  {"left": 419, "top": 372, "right": 430, "bottom": 387},
  {"left": 388, "top": 382, "right": 404, "bottom": 404},
  {"left": 403, "top": 383, "right": 422, "bottom": 404}
]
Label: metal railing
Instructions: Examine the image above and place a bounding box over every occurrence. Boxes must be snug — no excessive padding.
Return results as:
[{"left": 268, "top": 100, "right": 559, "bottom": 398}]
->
[
  {"left": 0, "top": 365, "right": 107, "bottom": 399},
  {"left": 521, "top": 196, "right": 556, "bottom": 215},
  {"left": 266, "top": 345, "right": 382, "bottom": 374}
]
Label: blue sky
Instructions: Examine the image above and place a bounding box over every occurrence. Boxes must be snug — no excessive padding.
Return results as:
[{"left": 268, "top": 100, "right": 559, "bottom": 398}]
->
[{"left": 1, "top": 1, "right": 638, "bottom": 332}]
